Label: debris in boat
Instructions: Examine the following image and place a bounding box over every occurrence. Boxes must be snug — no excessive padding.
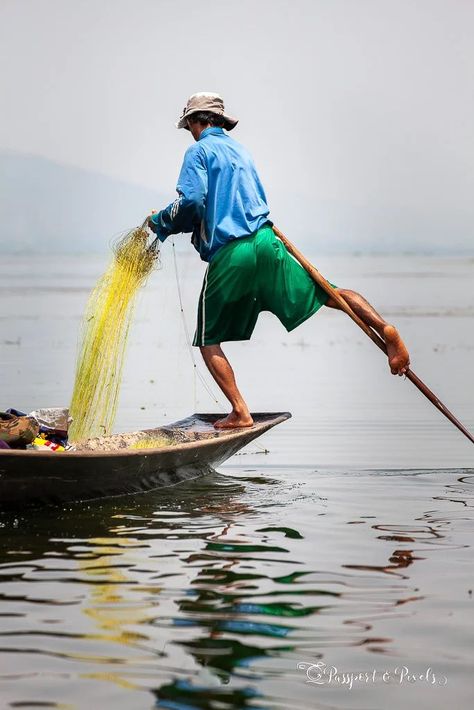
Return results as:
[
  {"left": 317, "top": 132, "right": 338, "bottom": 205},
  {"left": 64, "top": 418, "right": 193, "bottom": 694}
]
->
[
  {"left": 0, "top": 404, "right": 222, "bottom": 455},
  {"left": 72, "top": 422, "right": 217, "bottom": 453},
  {"left": 29, "top": 407, "right": 71, "bottom": 432},
  {"left": 2, "top": 407, "right": 70, "bottom": 450},
  {"left": 129, "top": 436, "right": 172, "bottom": 449},
  {"left": 0, "top": 411, "right": 39, "bottom": 448},
  {"left": 29, "top": 436, "right": 65, "bottom": 452},
  {"left": 68, "top": 225, "right": 159, "bottom": 443},
  {"left": 74, "top": 429, "right": 174, "bottom": 452}
]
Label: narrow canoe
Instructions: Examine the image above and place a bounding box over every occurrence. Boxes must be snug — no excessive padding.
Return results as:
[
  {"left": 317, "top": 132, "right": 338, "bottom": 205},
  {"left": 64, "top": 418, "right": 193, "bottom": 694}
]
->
[{"left": 0, "top": 412, "right": 291, "bottom": 509}]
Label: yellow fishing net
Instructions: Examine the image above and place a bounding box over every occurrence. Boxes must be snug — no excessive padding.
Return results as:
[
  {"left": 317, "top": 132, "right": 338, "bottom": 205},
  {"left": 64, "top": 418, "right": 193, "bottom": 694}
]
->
[
  {"left": 68, "top": 224, "right": 159, "bottom": 443},
  {"left": 129, "top": 436, "right": 172, "bottom": 449}
]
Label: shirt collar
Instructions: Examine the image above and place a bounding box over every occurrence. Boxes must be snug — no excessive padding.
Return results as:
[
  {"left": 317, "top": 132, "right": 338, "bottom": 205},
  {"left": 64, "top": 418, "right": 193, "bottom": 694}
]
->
[{"left": 199, "top": 127, "right": 225, "bottom": 140}]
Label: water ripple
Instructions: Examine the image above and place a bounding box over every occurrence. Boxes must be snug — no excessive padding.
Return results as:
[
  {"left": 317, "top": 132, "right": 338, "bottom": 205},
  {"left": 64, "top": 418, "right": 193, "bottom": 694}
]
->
[{"left": 0, "top": 467, "right": 473, "bottom": 708}]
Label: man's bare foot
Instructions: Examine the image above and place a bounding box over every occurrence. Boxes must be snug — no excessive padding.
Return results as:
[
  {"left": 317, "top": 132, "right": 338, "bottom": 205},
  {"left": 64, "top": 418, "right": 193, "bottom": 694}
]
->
[
  {"left": 214, "top": 411, "right": 254, "bottom": 429},
  {"left": 383, "top": 325, "right": 410, "bottom": 375}
]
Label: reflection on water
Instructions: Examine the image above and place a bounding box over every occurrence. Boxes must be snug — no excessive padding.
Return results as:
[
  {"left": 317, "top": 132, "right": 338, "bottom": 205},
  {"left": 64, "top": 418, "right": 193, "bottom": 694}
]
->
[{"left": 0, "top": 467, "right": 473, "bottom": 709}]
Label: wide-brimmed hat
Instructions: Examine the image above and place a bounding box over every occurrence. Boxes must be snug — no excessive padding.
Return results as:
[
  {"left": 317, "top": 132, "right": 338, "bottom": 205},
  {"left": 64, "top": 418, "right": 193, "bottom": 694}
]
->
[{"left": 176, "top": 92, "right": 238, "bottom": 131}]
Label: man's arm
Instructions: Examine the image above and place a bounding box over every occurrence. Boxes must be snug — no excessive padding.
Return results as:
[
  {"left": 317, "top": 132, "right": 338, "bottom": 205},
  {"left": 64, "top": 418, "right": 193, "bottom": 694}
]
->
[{"left": 148, "top": 146, "right": 208, "bottom": 242}]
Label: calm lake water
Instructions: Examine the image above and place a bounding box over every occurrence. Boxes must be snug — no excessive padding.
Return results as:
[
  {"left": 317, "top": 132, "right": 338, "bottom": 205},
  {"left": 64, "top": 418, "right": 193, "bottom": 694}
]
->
[{"left": 0, "top": 253, "right": 473, "bottom": 709}]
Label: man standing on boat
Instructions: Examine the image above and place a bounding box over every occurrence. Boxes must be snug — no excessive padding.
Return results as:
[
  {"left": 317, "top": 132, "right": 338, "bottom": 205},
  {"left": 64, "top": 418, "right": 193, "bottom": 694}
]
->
[{"left": 148, "top": 92, "right": 410, "bottom": 429}]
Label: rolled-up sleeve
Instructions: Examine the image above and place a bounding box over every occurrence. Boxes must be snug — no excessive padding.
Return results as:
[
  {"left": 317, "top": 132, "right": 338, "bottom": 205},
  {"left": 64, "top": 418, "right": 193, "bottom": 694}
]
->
[{"left": 149, "top": 146, "right": 208, "bottom": 242}]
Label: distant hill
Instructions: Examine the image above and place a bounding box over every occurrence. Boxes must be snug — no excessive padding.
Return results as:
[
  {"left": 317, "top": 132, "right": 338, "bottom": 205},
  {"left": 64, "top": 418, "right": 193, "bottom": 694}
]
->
[
  {"left": 2, "top": 152, "right": 473, "bottom": 256},
  {"left": 0, "top": 152, "right": 167, "bottom": 253}
]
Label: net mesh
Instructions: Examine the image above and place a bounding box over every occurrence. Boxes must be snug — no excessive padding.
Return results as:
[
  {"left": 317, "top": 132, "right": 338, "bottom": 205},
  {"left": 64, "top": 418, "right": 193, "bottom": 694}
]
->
[
  {"left": 129, "top": 436, "right": 172, "bottom": 449},
  {"left": 68, "top": 225, "right": 159, "bottom": 443}
]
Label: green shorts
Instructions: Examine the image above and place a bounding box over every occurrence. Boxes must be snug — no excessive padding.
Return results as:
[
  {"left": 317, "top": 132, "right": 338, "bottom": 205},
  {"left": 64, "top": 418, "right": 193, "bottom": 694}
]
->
[{"left": 193, "top": 225, "right": 334, "bottom": 346}]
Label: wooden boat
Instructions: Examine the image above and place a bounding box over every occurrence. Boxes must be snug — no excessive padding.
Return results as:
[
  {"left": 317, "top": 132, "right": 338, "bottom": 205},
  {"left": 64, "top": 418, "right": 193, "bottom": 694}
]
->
[{"left": 0, "top": 412, "right": 291, "bottom": 509}]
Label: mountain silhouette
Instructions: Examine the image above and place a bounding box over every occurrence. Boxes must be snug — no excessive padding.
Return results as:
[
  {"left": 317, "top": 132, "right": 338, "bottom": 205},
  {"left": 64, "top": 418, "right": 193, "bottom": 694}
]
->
[{"left": 0, "top": 152, "right": 167, "bottom": 253}]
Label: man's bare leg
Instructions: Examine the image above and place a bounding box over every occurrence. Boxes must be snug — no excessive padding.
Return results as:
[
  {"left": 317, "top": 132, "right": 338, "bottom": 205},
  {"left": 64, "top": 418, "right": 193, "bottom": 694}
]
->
[
  {"left": 200, "top": 344, "right": 254, "bottom": 428},
  {"left": 326, "top": 289, "right": 410, "bottom": 375}
]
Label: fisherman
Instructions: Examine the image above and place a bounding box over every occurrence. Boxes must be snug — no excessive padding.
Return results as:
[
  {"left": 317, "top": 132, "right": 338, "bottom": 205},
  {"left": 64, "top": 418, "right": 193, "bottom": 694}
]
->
[{"left": 148, "top": 92, "right": 410, "bottom": 429}]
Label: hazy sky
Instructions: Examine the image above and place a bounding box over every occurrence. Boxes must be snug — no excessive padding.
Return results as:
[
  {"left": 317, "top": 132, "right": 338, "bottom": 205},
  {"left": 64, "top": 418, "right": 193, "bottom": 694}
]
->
[{"left": 1, "top": 0, "right": 473, "bottom": 252}]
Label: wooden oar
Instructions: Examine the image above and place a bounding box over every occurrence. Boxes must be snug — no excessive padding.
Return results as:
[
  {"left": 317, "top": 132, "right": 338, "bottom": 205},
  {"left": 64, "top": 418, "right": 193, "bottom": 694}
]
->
[{"left": 272, "top": 224, "right": 474, "bottom": 445}]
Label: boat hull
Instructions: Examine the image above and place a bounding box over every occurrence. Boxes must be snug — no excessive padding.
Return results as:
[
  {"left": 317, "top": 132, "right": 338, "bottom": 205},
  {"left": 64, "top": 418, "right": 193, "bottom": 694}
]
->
[{"left": 0, "top": 413, "right": 290, "bottom": 509}]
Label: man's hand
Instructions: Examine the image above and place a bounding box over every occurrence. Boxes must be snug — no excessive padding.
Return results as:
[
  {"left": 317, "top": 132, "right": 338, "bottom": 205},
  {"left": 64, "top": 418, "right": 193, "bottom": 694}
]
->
[{"left": 147, "top": 210, "right": 157, "bottom": 229}]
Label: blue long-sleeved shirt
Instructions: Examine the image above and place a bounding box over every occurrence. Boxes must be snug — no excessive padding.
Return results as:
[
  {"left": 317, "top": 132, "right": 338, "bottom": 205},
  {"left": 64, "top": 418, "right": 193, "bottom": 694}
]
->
[{"left": 149, "top": 127, "right": 270, "bottom": 262}]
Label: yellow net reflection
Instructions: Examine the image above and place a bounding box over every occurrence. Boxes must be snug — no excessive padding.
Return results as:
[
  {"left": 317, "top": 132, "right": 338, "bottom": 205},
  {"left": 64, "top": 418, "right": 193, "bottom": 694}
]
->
[{"left": 68, "top": 225, "right": 159, "bottom": 443}]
